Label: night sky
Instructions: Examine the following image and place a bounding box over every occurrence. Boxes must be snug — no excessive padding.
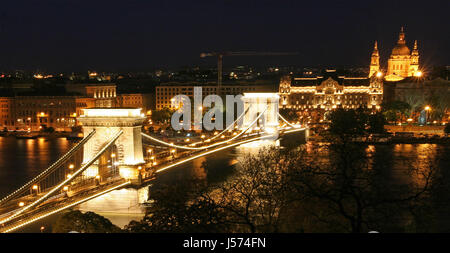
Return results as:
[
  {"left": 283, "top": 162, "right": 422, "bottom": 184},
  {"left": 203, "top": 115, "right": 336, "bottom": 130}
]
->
[{"left": 0, "top": 0, "right": 448, "bottom": 72}]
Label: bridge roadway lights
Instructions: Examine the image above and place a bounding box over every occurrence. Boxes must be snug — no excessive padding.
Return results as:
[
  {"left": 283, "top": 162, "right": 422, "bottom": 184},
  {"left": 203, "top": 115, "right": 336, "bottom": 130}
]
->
[{"left": 77, "top": 108, "right": 147, "bottom": 181}]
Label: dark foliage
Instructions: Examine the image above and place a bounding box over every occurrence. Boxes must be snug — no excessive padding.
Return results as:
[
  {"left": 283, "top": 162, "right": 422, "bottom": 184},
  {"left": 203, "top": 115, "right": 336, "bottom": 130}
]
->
[{"left": 52, "top": 210, "right": 121, "bottom": 233}]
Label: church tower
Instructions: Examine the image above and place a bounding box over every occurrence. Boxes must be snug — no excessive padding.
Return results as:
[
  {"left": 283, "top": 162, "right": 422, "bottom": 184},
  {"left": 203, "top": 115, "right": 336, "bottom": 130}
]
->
[
  {"left": 369, "top": 41, "right": 380, "bottom": 77},
  {"left": 279, "top": 75, "right": 291, "bottom": 107},
  {"left": 410, "top": 40, "right": 420, "bottom": 74}
]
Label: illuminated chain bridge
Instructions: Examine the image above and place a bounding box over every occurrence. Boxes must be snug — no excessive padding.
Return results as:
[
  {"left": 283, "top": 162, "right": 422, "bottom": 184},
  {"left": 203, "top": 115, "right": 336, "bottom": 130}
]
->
[{"left": 0, "top": 93, "right": 306, "bottom": 233}]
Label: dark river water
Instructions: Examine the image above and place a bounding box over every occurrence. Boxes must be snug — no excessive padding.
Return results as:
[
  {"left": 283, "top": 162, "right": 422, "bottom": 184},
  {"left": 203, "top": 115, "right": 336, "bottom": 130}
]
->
[{"left": 0, "top": 136, "right": 449, "bottom": 232}]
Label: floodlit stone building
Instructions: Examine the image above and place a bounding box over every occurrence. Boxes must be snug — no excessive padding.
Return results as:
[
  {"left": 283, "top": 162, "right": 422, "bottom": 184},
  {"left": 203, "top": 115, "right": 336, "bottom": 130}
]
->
[
  {"left": 279, "top": 69, "right": 383, "bottom": 112},
  {"left": 376, "top": 27, "right": 421, "bottom": 81}
]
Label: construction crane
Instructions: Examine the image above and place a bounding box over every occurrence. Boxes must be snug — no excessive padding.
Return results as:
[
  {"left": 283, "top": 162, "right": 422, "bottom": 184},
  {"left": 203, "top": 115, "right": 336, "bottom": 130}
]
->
[{"left": 200, "top": 51, "right": 298, "bottom": 95}]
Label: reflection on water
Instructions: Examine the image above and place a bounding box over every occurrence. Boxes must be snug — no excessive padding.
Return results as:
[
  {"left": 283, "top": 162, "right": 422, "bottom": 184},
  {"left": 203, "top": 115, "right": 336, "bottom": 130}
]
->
[{"left": 0, "top": 137, "right": 72, "bottom": 197}]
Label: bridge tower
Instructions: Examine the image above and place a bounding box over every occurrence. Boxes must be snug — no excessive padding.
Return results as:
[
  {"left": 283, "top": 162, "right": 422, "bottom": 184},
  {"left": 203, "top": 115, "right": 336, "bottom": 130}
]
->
[
  {"left": 77, "top": 108, "right": 146, "bottom": 181},
  {"left": 242, "top": 93, "right": 280, "bottom": 135}
]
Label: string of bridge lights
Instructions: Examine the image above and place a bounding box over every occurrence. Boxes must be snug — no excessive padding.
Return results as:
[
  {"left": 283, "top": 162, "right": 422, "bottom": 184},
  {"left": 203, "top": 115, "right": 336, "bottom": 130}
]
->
[{"left": 141, "top": 106, "right": 268, "bottom": 151}]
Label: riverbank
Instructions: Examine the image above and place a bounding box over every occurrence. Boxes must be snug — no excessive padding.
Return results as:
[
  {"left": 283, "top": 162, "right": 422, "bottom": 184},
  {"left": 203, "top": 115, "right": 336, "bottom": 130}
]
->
[
  {"left": 0, "top": 131, "right": 82, "bottom": 140},
  {"left": 308, "top": 134, "right": 450, "bottom": 144}
]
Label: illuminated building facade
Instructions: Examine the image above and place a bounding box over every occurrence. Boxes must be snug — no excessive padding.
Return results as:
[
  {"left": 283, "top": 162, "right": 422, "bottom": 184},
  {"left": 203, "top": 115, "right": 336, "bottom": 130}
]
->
[
  {"left": 0, "top": 97, "right": 15, "bottom": 130},
  {"left": 86, "top": 84, "right": 117, "bottom": 107},
  {"left": 118, "top": 94, "right": 143, "bottom": 109},
  {"left": 279, "top": 69, "right": 383, "bottom": 114},
  {"left": 13, "top": 96, "right": 78, "bottom": 132},
  {"left": 155, "top": 83, "right": 274, "bottom": 110},
  {"left": 0, "top": 84, "right": 150, "bottom": 131}
]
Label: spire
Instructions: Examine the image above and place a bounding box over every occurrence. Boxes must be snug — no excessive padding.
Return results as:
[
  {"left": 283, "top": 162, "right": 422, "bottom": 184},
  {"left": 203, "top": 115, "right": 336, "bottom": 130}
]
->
[
  {"left": 369, "top": 40, "right": 380, "bottom": 77},
  {"left": 398, "top": 26, "right": 406, "bottom": 44},
  {"left": 411, "top": 40, "right": 419, "bottom": 57},
  {"left": 372, "top": 41, "right": 379, "bottom": 56}
]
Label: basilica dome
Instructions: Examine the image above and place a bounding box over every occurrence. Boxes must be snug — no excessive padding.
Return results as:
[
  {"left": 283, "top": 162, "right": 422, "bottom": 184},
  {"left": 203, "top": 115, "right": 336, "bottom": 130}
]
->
[
  {"left": 391, "top": 27, "right": 411, "bottom": 56},
  {"left": 391, "top": 43, "right": 411, "bottom": 56}
]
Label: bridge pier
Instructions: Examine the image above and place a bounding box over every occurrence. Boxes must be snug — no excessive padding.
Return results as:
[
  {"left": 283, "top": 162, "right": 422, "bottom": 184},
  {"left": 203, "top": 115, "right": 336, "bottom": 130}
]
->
[
  {"left": 78, "top": 108, "right": 147, "bottom": 181},
  {"left": 242, "top": 93, "right": 280, "bottom": 136},
  {"left": 279, "top": 128, "right": 309, "bottom": 148}
]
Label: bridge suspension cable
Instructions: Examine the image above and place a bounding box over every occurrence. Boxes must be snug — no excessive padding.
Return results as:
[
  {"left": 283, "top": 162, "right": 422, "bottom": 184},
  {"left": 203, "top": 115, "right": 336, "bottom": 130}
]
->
[
  {"left": 142, "top": 106, "right": 268, "bottom": 151},
  {"left": 0, "top": 130, "right": 123, "bottom": 225},
  {"left": 277, "top": 112, "right": 300, "bottom": 128},
  {"left": 0, "top": 130, "right": 97, "bottom": 206},
  {"left": 191, "top": 106, "right": 250, "bottom": 145}
]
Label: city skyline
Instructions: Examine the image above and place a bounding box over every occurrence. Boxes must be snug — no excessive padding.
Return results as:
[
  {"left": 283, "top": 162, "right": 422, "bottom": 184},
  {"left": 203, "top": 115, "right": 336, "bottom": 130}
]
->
[
  {"left": 0, "top": 0, "right": 449, "bottom": 241},
  {"left": 0, "top": 0, "right": 448, "bottom": 72}
]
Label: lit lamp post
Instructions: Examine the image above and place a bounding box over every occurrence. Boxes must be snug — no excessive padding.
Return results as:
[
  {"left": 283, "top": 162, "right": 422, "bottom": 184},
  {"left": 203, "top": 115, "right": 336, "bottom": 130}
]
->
[
  {"left": 137, "top": 166, "right": 143, "bottom": 183},
  {"left": 170, "top": 149, "right": 176, "bottom": 159},
  {"left": 32, "top": 184, "right": 39, "bottom": 195},
  {"left": 27, "top": 117, "right": 31, "bottom": 132},
  {"left": 147, "top": 148, "right": 153, "bottom": 161},
  {"left": 425, "top": 106, "right": 431, "bottom": 125},
  {"left": 111, "top": 153, "right": 117, "bottom": 175},
  {"left": 147, "top": 154, "right": 155, "bottom": 168}
]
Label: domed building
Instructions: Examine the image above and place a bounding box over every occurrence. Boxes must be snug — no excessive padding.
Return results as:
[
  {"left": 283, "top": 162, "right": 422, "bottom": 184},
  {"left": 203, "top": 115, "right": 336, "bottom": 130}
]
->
[{"left": 383, "top": 27, "right": 420, "bottom": 81}]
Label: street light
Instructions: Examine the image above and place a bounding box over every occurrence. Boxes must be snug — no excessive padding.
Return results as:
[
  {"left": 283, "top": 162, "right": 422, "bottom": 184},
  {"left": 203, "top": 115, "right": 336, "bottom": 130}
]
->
[{"left": 424, "top": 106, "right": 431, "bottom": 125}]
